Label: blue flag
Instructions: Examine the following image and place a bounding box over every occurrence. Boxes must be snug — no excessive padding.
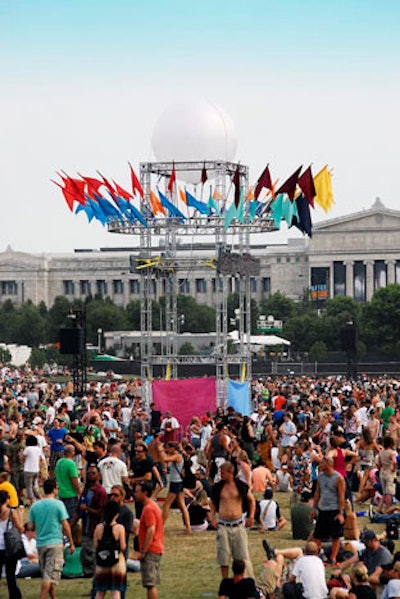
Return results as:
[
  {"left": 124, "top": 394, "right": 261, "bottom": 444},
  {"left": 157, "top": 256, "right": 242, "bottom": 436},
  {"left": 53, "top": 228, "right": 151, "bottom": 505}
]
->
[
  {"left": 158, "top": 190, "right": 186, "bottom": 222},
  {"left": 185, "top": 191, "right": 210, "bottom": 215}
]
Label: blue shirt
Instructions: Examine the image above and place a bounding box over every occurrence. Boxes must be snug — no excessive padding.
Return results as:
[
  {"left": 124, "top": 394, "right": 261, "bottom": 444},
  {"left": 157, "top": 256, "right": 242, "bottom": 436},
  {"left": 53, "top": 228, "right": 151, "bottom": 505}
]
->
[
  {"left": 29, "top": 498, "right": 69, "bottom": 547},
  {"left": 48, "top": 428, "right": 67, "bottom": 451}
]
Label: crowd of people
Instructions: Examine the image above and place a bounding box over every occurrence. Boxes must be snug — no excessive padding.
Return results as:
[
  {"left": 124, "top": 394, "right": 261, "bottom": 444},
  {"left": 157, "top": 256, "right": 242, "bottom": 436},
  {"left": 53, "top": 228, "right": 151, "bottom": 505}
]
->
[{"left": 1, "top": 369, "right": 400, "bottom": 598}]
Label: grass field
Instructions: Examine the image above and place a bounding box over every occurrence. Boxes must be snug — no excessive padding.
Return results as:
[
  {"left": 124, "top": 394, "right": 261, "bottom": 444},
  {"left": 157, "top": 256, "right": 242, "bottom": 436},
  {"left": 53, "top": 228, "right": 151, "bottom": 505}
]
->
[{"left": 4, "top": 493, "right": 381, "bottom": 599}]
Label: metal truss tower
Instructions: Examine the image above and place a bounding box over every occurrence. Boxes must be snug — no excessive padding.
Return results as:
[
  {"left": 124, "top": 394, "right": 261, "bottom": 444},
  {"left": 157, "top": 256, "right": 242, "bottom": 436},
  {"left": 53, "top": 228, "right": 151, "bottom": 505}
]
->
[{"left": 108, "top": 160, "right": 276, "bottom": 405}]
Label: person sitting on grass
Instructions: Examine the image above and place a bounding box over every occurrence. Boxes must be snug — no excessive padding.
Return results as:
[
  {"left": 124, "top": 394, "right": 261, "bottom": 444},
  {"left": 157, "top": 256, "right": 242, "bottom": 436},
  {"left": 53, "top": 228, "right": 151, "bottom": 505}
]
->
[
  {"left": 218, "top": 558, "right": 260, "bottom": 599},
  {"left": 258, "top": 488, "right": 286, "bottom": 532}
]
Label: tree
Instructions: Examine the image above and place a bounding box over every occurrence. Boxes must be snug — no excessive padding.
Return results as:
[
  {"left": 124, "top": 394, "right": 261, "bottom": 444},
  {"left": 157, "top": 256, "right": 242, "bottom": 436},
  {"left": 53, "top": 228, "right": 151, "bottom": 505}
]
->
[
  {"left": 179, "top": 342, "right": 196, "bottom": 355},
  {"left": 309, "top": 340, "right": 327, "bottom": 362},
  {"left": 361, "top": 284, "right": 400, "bottom": 354},
  {"left": 0, "top": 347, "right": 12, "bottom": 365},
  {"left": 85, "top": 298, "right": 128, "bottom": 344},
  {"left": 259, "top": 292, "right": 296, "bottom": 322}
]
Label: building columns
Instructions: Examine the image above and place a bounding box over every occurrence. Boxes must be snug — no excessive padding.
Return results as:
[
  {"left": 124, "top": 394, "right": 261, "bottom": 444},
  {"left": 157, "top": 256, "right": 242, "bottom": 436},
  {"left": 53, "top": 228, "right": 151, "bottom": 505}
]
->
[
  {"left": 344, "top": 261, "right": 354, "bottom": 298},
  {"left": 386, "top": 260, "right": 396, "bottom": 285},
  {"left": 365, "top": 260, "right": 374, "bottom": 301}
]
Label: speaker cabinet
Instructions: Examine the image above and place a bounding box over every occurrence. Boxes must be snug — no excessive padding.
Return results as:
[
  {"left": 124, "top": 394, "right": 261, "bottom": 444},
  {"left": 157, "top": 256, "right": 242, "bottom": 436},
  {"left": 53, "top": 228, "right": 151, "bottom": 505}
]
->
[{"left": 59, "top": 328, "right": 84, "bottom": 355}]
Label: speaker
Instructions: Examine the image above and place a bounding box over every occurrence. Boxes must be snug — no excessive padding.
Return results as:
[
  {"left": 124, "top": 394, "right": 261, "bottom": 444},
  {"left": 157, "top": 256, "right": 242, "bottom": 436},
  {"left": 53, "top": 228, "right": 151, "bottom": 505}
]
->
[
  {"left": 340, "top": 325, "right": 357, "bottom": 352},
  {"left": 59, "top": 328, "right": 84, "bottom": 355}
]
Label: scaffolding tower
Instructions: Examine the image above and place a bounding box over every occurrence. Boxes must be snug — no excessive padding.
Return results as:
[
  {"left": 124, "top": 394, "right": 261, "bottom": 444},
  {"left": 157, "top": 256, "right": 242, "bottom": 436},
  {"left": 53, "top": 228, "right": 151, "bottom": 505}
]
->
[{"left": 108, "top": 160, "right": 276, "bottom": 405}]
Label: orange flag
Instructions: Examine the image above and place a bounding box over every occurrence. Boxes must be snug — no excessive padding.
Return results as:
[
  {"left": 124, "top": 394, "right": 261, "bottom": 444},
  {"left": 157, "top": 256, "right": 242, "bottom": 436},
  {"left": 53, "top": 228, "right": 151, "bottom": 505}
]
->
[{"left": 149, "top": 190, "right": 166, "bottom": 215}]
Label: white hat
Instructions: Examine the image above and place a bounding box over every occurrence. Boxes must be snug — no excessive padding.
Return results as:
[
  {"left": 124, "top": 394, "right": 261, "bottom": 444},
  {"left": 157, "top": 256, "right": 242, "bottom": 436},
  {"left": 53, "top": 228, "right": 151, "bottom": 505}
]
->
[
  {"left": 32, "top": 417, "right": 42, "bottom": 425},
  {"left": 102, "top": 411, "right": 111, "bottom": 420}
]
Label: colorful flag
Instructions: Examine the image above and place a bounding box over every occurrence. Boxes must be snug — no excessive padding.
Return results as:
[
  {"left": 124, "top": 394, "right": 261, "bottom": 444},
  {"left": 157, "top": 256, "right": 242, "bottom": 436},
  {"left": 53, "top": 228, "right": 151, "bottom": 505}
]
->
[
  {"left": 297, "top": 166, "right": 316, "bottom": 207},
  {"left": 59, "top": 174, "right": 86, "bottom": 206},
  {"left": 293, "top": 194, "right": 313, "bottom": 236},
  {"left": 79, "top": 175, "right": 104, "bottom": 197},
  {"left": 178, "top": 187, "right": 187, "bottom": 205},
  {"left": 224, "top": 201, "right": 238, "bottom": 231},
  {"left": 246, "top": 187, "right": 255, "bottom": 201},
  {"left": 167, "top": 163, "right": 176, "bottom": 195},
  {"left": 201, "top": 163, "right": 208, "bottom": 185},
  {"left": 208, "top": 188, "right": 221, "bottom": 216},
  {"left": 313, "top": 165, "right": 334, "bottom": 212},
  {"left": 254, "top": 164, "right": 272, "bottom": 199},
  {"left": 51, "top": 179, "right": 75, "bottom": 211},
  {"left": 275, "top": 166, "right": 302, "bottom": 202},
  {"left": 212, "top": 188, "right": 224, "bottom": 201},
  {"left": 247, "top": 200, "right": 259, "bottom": 223},
  {"left": 86, "top": 195, "right": 107, "bottom": 226},
  {"left": 237, "top": 187, "right": 245, "bottom": 223},
  {"left": 158, "top": 190, "right": 185, "bottom": 222},
  {"left": 97, "top": 171, "right": 116, "bottom": 198},
  {"left": 75, "top": 202, "right": 94, "bottom": 223},
  {"left": 149, "top": 190, "right": 166, "bottom": 216},
  {"left": 281, "top": 196, "right": 298, "bottom": 227},
  {"left": 269, "top": 194, "right": 285, "bottom": 228},
  {"left": 113, "top": 180, "right": 133, "bottom": 200},
  {"left": 232, "top": 165, "right": 241, "bottom": 208},
  {"left": 129, "top": 163, "right": 144, "bottom": 198},
  {"left": 185, "top": 191, "right": 210, "bottom": 215},
  {"left": 128, "top": 202, "right": 148, "bottom": 227},
  {"left": 94, "top": 194, "right": 122, "bottom": 221}
]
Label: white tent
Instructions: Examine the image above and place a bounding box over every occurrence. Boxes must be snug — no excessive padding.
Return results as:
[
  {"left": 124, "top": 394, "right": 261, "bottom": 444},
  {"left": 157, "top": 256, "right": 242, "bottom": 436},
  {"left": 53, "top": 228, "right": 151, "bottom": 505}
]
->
[{"left": 228, "top": 330, "right": 291, "bottom": 347}]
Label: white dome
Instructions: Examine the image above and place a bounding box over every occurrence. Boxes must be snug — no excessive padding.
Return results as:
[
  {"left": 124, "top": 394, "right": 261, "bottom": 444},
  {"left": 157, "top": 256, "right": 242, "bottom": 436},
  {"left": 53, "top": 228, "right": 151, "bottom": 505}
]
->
[{"left": 151, "top": 98, "right": 238, "bottom": 183}]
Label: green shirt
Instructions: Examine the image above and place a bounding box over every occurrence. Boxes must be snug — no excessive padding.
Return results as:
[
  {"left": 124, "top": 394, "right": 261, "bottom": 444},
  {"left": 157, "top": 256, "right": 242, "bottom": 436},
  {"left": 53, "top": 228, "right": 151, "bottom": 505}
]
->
[
  {"left": 55, "top": 457, "right": 79, "bottom": 498},
  {"left": 29, "top": 498, "right": 69, "bottom": 547}
]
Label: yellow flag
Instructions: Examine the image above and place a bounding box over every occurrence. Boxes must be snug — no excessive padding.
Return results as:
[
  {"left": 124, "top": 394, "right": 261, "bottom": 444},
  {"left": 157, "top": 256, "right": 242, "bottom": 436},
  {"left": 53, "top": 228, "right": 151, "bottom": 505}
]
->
[
  {"left": 165, "top": 363, "right": 171, "bottom": 381},
  {"left": 241, "top": 363, "right": 246, "bottom": 382},
  {"left": 313, "top": 166, "right": 334, "bottom": 212}
]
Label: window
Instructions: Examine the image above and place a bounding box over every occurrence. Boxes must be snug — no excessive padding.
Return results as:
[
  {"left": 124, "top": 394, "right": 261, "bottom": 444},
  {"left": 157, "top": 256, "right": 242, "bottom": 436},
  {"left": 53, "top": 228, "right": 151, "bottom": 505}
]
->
[
  {"left": 0, "top": 281, "right": 17, "bottom": 296},
  {"left": 286, "top": 257, "right": 290, "bottom": 263},
  {"left": 250, "top": 278, "right": 257, "bottom": 293},
  {"left": 129, "top": 280, "right": 140, "bottom": 294},
  {"left": 310, "top": 267, "right": 329, "bottom": 304},
  {"left": 277, "top": 257, "right": 281, "bottom": 263},
  {"left": 179, "top": 279, "right": 191, "bottom": 294},
  {"left": 63, "top": 280, "right": 75, "bottom": 296},
  {"left": 262, "top": 278, "right": 271, "bottom": 295},
  {"left": 195, "top": 279, "right": 207, "bottom": 293},
  {"left": 373, "top": 261, "right": 387, "bottom": 290},
  {"left": 333, "top": 262, "right": 346, "bottom": 297},
  {"left": 80, "top": 280, "right": 91, "bottom": 295},
  {"left": 353, "top": 262, "right": 366, "bottom": 302},
  {"left": 113, "top": 280, "right": 123, "bottom": 294},
  {"left": 151, "top": 280, "right": 157, "bottom": 295},
  {"left": 96, "top": 280, "right": 108, "bottom": 295}
]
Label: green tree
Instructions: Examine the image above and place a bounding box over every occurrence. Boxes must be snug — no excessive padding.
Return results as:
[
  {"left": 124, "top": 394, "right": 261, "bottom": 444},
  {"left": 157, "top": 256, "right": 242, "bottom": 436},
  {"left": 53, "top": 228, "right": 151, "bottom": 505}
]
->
[
  {"left": 126, "top": 300, "right": 141, "bottom": 330},
  {"left": 47, "top": 296, "right": 72, "bottom": 342},
  {"left": 13, "top": 302, "right": 46, "bottom": 347},
  {"left": 85, "top": 298, "right": 128, "bottom": 344},
  {"left": 361, "top": 284, "right": 400, "bottom": 354},
  {"left": 309, "top": 340, "right": 327, "bottom": 362},
  {"left": 0, "top": 347, "right": 12, "bottom": 365},
  {"left": 179, "top": 342, "right": 196, "bottom": 355},
  {"left": 259, "top": 292, "right": 296, "bottom": 322}
]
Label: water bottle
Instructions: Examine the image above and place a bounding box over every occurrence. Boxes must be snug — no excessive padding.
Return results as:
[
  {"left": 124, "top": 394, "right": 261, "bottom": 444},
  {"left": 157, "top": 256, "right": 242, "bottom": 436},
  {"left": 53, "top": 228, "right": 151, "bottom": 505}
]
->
[{"left": 356, "top": 510, "right": 367, "bottom": 517}]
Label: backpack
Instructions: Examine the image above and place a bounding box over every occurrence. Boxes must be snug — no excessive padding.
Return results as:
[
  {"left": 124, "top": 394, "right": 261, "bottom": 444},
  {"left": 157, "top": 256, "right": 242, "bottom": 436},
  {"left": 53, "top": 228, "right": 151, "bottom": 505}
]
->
[
  {"left": 386, "top": 519, "right": 399, "bottom": 541},
  {"left": 95, "top": 524, "right": 119, "bottom": 567}
]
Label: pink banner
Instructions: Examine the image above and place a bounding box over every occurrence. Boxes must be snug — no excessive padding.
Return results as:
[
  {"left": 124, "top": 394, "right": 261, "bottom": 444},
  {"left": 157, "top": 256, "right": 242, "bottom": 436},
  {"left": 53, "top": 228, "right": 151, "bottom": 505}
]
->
[{"left": 152, "top": 378, "right": 216, "bottom": 433}]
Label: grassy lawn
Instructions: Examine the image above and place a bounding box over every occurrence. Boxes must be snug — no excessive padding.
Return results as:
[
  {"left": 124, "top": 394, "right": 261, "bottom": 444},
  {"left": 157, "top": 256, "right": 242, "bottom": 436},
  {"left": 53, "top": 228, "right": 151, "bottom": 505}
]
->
[{"left": 7, "top": 493, "right": 379, "bottom": 599}]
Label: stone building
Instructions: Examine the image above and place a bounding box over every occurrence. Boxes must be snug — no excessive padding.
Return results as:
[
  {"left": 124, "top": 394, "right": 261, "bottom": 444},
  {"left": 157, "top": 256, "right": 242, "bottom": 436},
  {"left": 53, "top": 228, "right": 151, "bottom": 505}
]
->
[{"left": 0, "top": 198, "right": 397, "bottom": 308}]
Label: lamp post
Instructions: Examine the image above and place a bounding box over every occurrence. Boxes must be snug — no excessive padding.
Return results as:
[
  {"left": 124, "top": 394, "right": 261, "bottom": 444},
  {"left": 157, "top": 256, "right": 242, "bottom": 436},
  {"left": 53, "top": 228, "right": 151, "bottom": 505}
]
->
[{"left": 97, "top": 328, "right": 102, "bottom": 354}]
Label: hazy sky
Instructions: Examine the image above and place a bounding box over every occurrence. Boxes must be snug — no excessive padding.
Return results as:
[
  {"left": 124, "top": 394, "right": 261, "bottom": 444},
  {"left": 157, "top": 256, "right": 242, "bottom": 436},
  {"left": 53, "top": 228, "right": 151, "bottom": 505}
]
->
[{"left": 1, "top": 0, "right": 399, "bottom": 254}]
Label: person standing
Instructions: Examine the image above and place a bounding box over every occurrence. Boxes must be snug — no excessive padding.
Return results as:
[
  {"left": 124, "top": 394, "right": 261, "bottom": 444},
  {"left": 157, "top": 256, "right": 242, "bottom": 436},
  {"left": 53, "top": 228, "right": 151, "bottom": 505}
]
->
[
  {"left": 71, "top": 464, "right": 107, "bottom": 578},
  {"left": 160, "top": 411, "right": 180, "bottom": 444},
  {"left": 23, "top": 434, "right": 43, "bottom": 505},
  {"left": 210, "top": 461, "right": 255, "bottom": 579},
  {"left": 93, "top": 500, "right": 127, "bottom": 599},
  {"left": 55, "top": 444, "right": 81, "bottom": 520},
  {"left": 28, "top": 478, "right": 75, "bottom": 599},
  {"left": 0, "top": 489, "right": 24, "bottom": 599},
  {"left": 47, "top": 418, "right": 67, "bottom": 477},
  {"left": 97, "top": 444, "right": 130, "bottom": 496},
  {"left": 310, "top": 455, "right": 346, "bottom": 566},
  {"left": 6, "top": 429, "right": 25, "bottom": 503},
  {"left": 134, "top": 481, "right": 164, "bottom": 599}
]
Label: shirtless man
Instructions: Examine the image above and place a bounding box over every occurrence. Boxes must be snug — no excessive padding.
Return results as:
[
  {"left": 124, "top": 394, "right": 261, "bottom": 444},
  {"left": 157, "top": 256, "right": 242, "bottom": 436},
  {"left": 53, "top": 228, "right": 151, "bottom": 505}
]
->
[{"left": 211, "top": 461, "right": 255, "bottom": 579}]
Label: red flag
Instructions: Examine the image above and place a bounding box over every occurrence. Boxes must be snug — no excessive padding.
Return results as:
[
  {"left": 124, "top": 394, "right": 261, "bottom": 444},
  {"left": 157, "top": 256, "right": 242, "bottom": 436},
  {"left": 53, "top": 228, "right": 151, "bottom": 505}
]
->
[
  {"left": 167, "top": 163, "right": 176, "bottom": 195},
  {"left": 59, "top": 173, "right": 86, "bottom": 205},
  {"left": 201, "top": 163, "right": 208, "bottom": 185},
  {"left": 129, "top": 163, "right": 144, "bottom": 198},
  {"left": 113, "top": 180, "right": 133, "bottom": 201},
  {"left": 275, "top": 166, "right": 302, "bottom": 202},
  {"left": 51, "top": 179, "right": 75, "bottom": 211},
  {"left": 97, "top": 171, "right": 116, "bottom": 198},
  {"left": 232, "top": 165, "right": 241, "bottom": 208},
  {"left": 297, "top": 166, "right": 316, "bottom": 207},
  {"left": 79, "top": 175, "right": 104, "bottom": 197},
  {"left": 254, "top": 164, "right": 272, "bottom": 199}
]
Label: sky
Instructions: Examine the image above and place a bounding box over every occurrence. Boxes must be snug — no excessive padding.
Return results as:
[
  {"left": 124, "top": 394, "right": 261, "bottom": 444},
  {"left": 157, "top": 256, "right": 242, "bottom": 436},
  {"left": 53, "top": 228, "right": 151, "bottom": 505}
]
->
[{"left": 1, "top": 0, "right": 399, "bottom": 254}]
